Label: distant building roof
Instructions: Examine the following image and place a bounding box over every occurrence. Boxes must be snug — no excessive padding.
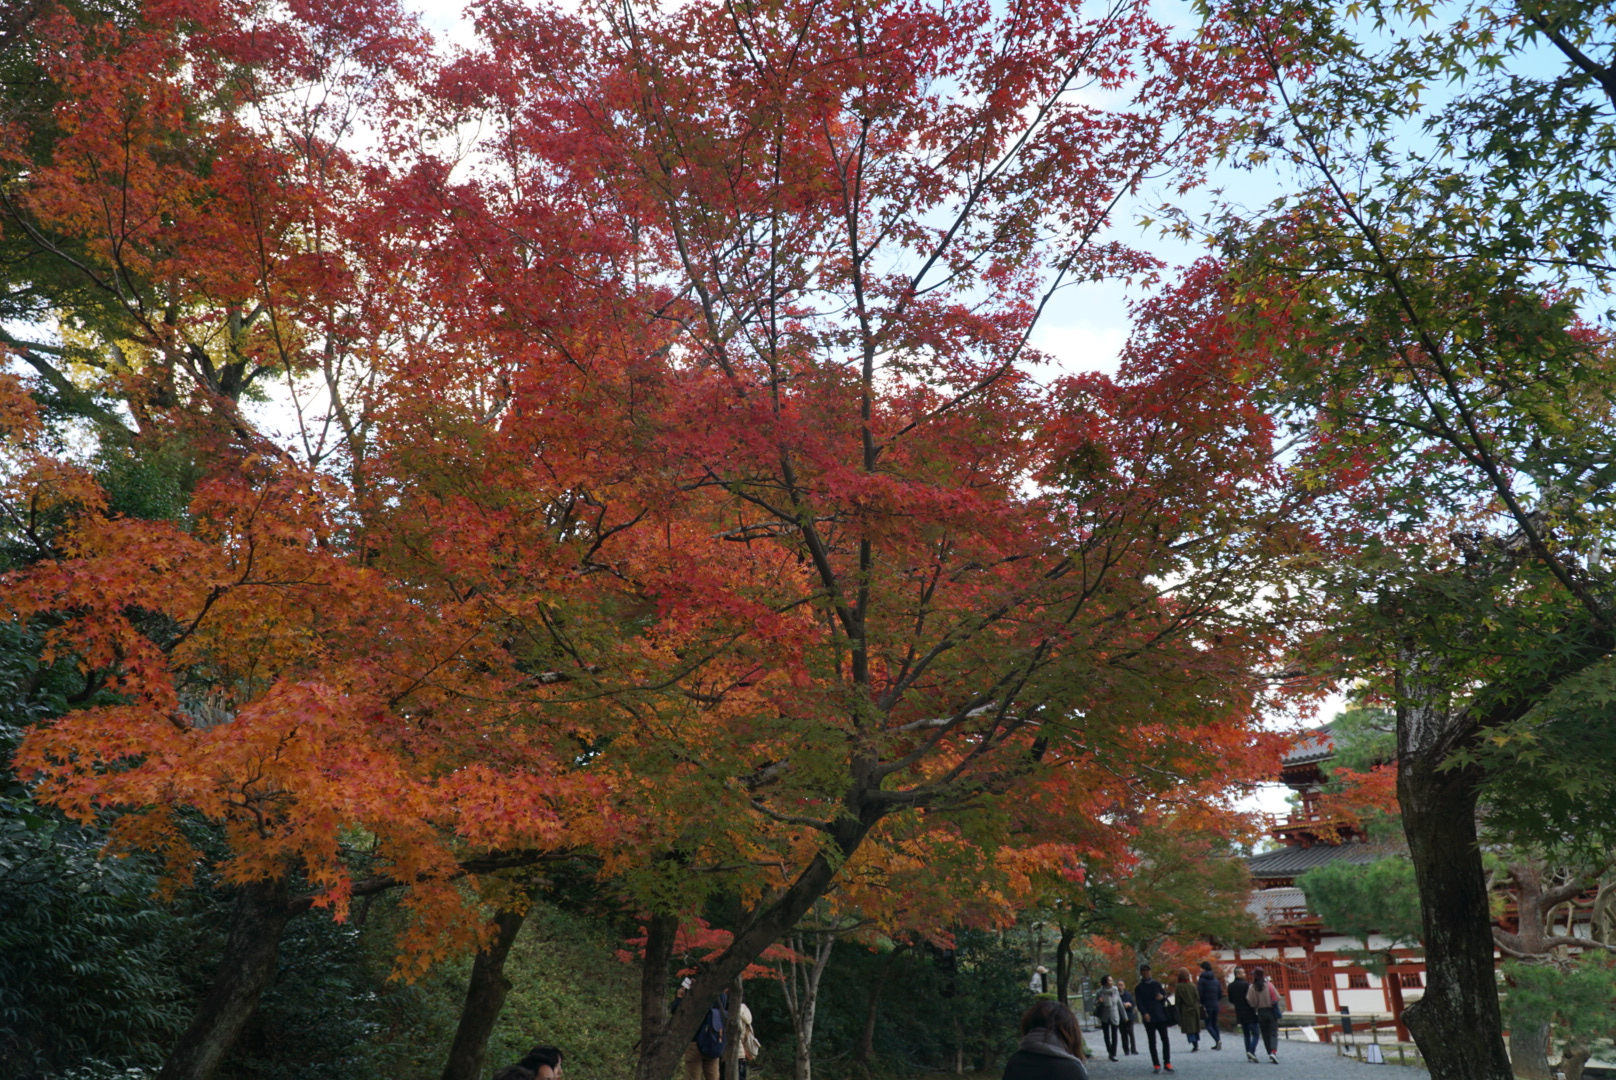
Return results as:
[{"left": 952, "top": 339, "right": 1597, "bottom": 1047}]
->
[
  {"left": 1283, "top": 724, "right": 1334, "bottom": 767},
  {"left": 1246, "top": 886, "right": 1308, "bottom": 925},
  {"left": 1247, "top": 841, "right": 1379, "bottom": 880}
]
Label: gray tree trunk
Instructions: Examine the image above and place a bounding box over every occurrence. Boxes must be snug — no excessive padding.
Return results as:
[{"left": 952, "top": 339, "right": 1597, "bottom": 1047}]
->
[
  {"left": 1394, "top": 664, "right": 1512, "bottom": 1080},
  {"left": 156, "top": 877, "right": 297, "bottom": 1080},
  {"left": 440, "top": 908, "right": 529, "bottom": 1080}
]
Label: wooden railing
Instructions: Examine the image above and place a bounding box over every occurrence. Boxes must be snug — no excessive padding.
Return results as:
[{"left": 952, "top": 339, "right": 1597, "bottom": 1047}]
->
[{"left": 1261, "top": 810, "right": 1350, "bottom": 833}]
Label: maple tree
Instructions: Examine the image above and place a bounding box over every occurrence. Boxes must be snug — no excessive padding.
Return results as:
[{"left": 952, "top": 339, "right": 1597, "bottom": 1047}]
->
[
  {"left": 0, "top": 0, "right": 1308, "bottom": 1077},
  {"left": 0, "top": 2, "right": 629, "bottom": 1075}
]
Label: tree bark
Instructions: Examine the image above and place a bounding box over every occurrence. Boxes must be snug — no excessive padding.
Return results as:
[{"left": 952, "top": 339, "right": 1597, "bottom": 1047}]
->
[
  {"left": 853, "top": 943, "right": 909, "bottom": 1080},
  {"left": 156, "top": 877, "right": 298, "bottom": 1080},
  {"left": 637, "top": 910, "right": 680, "bottom": 1074},
  {"left": 721, "top": 979, "right": 745, "bottom": 1080},
  {"left": 1396, "top": 747, "right": 1511, "bottom": 1080},
  {"left": 440, "top": 908, "right": 529, "bottom": 1080},
  {"left": 1509, "top": 1021, "right": 1552, "bottom": 1080},
  {"left": 1054, "top": 923, "right": 1075, "bottom": 1006},
  {"left": 1563, "top": 1042, "right": 1593, "bottom": 1080}
]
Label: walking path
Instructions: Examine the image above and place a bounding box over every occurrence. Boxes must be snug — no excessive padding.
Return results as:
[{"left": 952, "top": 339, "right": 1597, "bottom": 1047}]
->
[{"left": 1078, "top": 1035, "right": 1430, "bottom": 1080}]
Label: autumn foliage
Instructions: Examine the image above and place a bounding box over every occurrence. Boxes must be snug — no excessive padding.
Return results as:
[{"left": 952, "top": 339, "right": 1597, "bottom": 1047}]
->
[{"left": 0, "top": 0, "right": 1298, "bottom": 1075}]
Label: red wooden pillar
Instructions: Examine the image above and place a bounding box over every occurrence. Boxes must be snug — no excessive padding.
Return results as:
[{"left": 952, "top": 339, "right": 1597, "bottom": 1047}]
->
[
  {"left": 1387, "top": 968, "right": 1409, "bottom": 1042},
  {"left": 1304, "top": 942, "right": 1330, "bottom": 1043}
]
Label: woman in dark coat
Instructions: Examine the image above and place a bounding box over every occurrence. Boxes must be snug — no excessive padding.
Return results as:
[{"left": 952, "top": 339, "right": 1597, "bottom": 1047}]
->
[
  {"left": 1173, "top": 969, "right": 1202, "bottom": 1051},
  {"left": 1001, "top": 1000, "right": 1089, "bottom": 1080}
]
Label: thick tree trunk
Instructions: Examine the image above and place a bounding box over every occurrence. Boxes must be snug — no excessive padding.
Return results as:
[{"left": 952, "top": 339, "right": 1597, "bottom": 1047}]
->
[
  {"left": 1509, "top": 1021, "right": 1552, "bottom": 1080},
  {"left": 440, "top": 908, "right": 529, "bottom": 1080},
  {"left": 156, "top": 877, "right": 297, "bottom": 1080},
  {"left": 1396, "top": 752, "right": 1511, "bottom": 1080},
  {"left": 637, "top": 910, "right": 680, "bottom": 1074},
  {"left": 632, "top": 817, "right": 873, "bottom": 1080}
]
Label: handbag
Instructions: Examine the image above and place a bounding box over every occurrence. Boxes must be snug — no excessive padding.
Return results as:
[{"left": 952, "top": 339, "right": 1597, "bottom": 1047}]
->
[{"left": 1164, "top": 1002, "right": 1179, "bottom": 1026}]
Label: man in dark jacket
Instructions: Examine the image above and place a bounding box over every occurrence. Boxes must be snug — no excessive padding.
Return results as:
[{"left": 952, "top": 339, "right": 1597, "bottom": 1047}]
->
[
  {"left": 1196, "top": 961, "right": 1224, "bottom": 1051},
  {"left": 1227, "top": 966, "right": 1260, "bottom": 1063},
  {"left": 1134, "top": 964, "right": 1173, "bottom": 1073}
]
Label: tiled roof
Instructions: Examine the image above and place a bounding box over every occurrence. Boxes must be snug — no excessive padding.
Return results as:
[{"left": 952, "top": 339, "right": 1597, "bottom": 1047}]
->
[
  {"left": 1246, "top": 886, "right": 1308, "bottom": 924},
  {"left": 1282, "top": 724, "right": 1334, "bottom": 767},
  {"left": 1247, "top": 841, "right": 1379, "bottom": 879}
]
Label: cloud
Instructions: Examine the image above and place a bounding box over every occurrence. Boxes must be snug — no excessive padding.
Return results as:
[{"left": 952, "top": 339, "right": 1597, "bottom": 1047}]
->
[{"left": 1028, "top": 322, "right": 1129, "bottom": 378}]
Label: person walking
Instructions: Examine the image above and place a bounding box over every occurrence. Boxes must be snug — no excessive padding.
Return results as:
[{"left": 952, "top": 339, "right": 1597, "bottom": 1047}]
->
[
  {"left": 684, "top": 994, "right": 728, "bottom": 1080},
  {"left": 1118, "top": 987, "right": 1138, "bottom": 1056},
  {"left": 1247, "top": 966, "right": 1285, "bottom": 1064},
  {"left": 1094, "top": 974, "right": 1125, "bottom": 1061},
  {"left": 1173, "top": 969, "right": 1201, "bottom": 1052},
  {"left": 1001, "top": 1000, "right": 1090, "bottom": 1080},
  {"left": 1196, "top": 960, "right": 1225, "bottom": 1050},
  {"left": 1134, "top": 964, "right": 1173, "bottom": 1074},
  {"left": 1228, "top": 966, "right": 1261, "bottom": 1062},
  {"left": 729, "top": 1000, "right": 761, "bottom": 1080}
]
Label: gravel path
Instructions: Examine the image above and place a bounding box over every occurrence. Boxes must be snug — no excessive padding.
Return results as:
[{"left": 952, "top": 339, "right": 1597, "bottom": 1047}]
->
[{"left": 1076, "top": 1031, "right": 1430, "bottom": 1080}]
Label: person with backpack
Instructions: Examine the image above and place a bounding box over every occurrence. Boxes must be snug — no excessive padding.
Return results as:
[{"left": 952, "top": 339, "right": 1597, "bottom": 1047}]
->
[
  {"left": 1246, "top": 967, "right": 1285, "bottom": 1064},
  {"left": 685, "top": 993, "right": 728, "bottom": 1080},
  {"left": 732, "top": 999, "right": 761, "bottom": 1080}
]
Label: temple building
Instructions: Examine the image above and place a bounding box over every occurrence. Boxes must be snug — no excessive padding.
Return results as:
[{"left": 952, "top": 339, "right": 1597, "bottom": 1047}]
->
[{"left": 1213, "top": 726, "right": 1425, "bottom": 1041}]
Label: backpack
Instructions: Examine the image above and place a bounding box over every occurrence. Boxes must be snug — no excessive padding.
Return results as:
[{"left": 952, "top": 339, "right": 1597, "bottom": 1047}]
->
[{"left": 695, "top": 1001, "right": 726, "bottom": 1059}]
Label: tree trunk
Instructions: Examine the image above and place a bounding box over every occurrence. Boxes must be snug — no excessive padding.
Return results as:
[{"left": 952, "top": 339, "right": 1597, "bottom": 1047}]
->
[
  {"left": 637, "top": 910, "right": 680, "bottom": 1076},
  {"left": 440, "top": 908, "right": 529, "bottom": 1080},
  {"left": 781, "top": 929, "right": 836, "bottom": 1080},
  {"left": 156, "top": 877, "right": 298, "bottom": 1080},
  {"left": 1508, "top": 1021, "right": 1552, "bottom": 1080},
  {"left": 1562, "top": 1041, "right": 1593, "bottom": 1080},
  {"left": 854, "top": 943, "right": 908, "bottom": 1080},
  {"left": 1054, "top": 923, "right": 1074, "bottom": 1006},
  {"left": 1396, "top": 748, "right": 1511, "bottom": 1080},
  {"left": 632, "top": 817, "right": 873, "bottom": 1080},
  {"left": 721, "top": 980, "right": 744, "bottom": 1080}
]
